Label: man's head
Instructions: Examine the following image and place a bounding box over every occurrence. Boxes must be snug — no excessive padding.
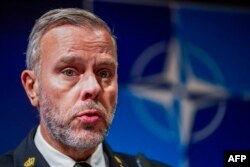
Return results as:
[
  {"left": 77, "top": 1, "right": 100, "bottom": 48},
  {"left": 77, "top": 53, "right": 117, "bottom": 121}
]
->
[
  {"left": 21, "top": 8, "right": 118, "bottom": 158},
  {"left": 26, "top": 8, "right": 117, "bottom": 73}
]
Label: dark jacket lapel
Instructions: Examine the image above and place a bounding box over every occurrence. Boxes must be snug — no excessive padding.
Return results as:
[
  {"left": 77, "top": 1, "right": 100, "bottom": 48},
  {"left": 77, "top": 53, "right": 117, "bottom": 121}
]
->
[
  {"left": 103, "top": 142, "right": 130, "bottom": 167},
  {"left": 13, "top": 128, "right": 49, "bottom": 167}
]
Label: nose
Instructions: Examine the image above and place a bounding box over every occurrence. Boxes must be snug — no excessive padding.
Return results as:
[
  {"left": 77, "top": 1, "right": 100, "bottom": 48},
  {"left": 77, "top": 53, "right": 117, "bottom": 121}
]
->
[{"left": 79, "top": 73, "right": 101, "bottom": 100}]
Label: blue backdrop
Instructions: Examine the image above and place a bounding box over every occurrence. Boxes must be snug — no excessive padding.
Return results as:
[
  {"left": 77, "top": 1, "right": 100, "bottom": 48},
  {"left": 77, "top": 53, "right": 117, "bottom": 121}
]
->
[{"left": 0, "top": 1, "right": 249, "bottom": 167}]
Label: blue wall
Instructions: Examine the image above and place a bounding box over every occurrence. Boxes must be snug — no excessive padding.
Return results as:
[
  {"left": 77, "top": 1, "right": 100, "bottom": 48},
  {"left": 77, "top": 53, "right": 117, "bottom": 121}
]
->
[{"left": 0, "top": 1, "right": 250, "bottom": 167}]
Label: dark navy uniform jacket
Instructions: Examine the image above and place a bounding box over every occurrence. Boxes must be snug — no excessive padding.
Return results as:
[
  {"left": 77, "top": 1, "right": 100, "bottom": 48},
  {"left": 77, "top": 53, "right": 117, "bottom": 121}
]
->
[{"left": 0, "top": 128, "right": 169, "bottom": 167}]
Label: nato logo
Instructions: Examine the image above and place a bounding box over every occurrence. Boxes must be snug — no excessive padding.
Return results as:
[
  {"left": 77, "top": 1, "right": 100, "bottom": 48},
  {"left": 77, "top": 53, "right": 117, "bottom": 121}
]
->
[{"left": 128, "top": 38, "right": 229, "bottom": 166}]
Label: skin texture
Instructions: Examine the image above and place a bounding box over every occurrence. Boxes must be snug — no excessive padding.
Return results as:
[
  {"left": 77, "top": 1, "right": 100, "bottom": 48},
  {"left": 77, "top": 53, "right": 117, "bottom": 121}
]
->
[{"left": 21, "top": 25, "right": 118, "bottom": 161}]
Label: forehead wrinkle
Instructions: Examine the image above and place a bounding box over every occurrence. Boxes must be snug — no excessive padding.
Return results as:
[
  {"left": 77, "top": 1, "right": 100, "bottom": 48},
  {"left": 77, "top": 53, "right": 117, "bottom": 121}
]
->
[{"left": 76, "top": 41, "right": 114, "bottom": 54}]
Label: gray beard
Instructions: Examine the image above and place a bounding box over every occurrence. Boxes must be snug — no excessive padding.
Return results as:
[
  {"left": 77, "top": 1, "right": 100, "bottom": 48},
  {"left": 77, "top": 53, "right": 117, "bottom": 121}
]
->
[{"left": 38, "top": 88, "right": 115, "bottom": 151}]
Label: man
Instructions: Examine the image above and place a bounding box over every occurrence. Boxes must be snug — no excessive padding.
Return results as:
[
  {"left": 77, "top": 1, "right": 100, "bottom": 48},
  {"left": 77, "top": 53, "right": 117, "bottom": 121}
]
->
[{"left": 0, "top": 8, "right": 169, "bottom": 167}]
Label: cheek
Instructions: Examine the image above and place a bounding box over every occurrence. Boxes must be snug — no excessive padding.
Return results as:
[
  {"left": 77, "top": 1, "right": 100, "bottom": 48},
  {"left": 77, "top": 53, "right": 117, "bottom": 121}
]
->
[
  {"left": 39, "top": 75, "right": 77, "bottom": 111},
  {"left": 40, "top": 78, "right": 60, "bottom": 102},
  {"left": 103, "top": 84, "right": 118, "bottom": 110}
]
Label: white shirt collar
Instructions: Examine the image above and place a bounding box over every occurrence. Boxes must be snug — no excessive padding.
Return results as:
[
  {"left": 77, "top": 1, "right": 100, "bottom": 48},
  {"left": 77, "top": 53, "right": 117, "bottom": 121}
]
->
[{"left": 34, "top": 125, "right": 106, "bottom": 167}]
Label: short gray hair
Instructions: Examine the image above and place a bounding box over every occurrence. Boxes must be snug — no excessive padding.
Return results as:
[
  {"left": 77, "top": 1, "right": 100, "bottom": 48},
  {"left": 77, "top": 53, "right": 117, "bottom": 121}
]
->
[{"left": 26, "top": 8, "right": 116, "bottom": 72}]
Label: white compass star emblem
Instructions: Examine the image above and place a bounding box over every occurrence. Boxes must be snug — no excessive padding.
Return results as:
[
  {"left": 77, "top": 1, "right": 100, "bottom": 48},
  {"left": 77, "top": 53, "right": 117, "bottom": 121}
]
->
[{"left": 129, "top": 38, "right": 229, "bottom": 147}]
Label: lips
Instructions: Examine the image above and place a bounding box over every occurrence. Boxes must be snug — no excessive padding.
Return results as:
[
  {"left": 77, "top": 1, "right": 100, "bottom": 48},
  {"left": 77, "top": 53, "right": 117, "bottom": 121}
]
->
[{"left": 76, "top": 110, "right": 103, "bottom": 124}]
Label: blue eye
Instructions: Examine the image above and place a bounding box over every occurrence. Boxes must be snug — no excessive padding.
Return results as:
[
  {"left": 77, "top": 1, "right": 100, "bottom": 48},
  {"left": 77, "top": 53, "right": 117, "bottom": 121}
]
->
[
  {"left": 62, "top": 69, "right": 77, "bottom": 77},
  {"left": 98, "top": 69, "right": 111, "bottom": 78}
]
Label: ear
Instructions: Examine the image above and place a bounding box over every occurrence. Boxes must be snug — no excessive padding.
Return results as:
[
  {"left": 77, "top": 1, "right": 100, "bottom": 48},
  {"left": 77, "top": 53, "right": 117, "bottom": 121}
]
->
[{"left": 21, "top": 70, "right": 39, "bottom": 107}]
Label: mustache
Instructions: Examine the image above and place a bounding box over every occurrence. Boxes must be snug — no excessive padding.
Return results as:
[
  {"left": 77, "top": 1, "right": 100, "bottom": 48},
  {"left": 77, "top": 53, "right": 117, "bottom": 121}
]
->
[{"left": 68, "top": 100, "right": 106, "bottom": 119}]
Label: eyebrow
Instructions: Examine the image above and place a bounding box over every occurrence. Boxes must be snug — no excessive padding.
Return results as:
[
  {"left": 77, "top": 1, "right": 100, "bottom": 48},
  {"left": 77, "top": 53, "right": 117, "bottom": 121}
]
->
[
  {"left": 56, "top": 55, "right": 118, "bottom": 67},
  {"left": 57, "top": 56, "right": 83, "bottom": 65},
  {"left": 96, "top": 57, "right": 118, "bottom": 66}
]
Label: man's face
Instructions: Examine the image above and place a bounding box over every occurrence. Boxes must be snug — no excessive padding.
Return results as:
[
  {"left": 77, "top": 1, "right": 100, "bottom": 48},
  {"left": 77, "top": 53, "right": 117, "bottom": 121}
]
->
[{"left": 37, "top": 25, "right": 117, "bottom": 150}]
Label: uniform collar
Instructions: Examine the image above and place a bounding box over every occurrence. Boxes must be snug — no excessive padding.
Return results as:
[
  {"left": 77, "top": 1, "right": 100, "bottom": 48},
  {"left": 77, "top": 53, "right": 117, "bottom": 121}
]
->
[{"left": 34, "top": 125, "right": 106, "bottom": 167}]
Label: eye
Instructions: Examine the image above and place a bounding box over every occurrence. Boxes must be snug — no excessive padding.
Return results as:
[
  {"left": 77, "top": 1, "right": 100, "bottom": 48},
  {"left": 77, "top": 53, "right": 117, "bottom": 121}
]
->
[
  {"left": 62, "top": 68, "right": 78, "bottom": 77},
  {"left": 97, "top": 69, "right": 111, "bottom": 78}
]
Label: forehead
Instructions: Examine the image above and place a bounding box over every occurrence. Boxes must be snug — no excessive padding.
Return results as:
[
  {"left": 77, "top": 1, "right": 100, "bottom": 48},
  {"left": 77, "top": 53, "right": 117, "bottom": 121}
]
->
[
  {"left": 39, "top": 25, "right": 116, "bottom": 63},
  {"left": 41, "top": 24, "right": 114, "bottom": 49}
]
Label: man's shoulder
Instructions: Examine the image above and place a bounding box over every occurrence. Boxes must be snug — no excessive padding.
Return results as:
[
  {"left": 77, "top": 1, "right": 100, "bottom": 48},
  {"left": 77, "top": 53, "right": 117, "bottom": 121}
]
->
[
  {"left": 0, "top": 152, "right": 14, "bottom": 167},
  {"left": 103, "top": 142, "right": 170, "bottom": 167},
  {"left": 115, "top": 152, "right": 170, "bottom": 167},
  {"left": 0, "top": 127, "right": 49, "bottom": 167}
]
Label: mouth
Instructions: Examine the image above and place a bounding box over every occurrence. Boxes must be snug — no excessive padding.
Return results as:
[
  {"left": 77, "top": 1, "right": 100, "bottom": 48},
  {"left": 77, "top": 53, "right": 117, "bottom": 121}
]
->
[{"left": 76, "top": 110, "right": 103, "bottom": 124}]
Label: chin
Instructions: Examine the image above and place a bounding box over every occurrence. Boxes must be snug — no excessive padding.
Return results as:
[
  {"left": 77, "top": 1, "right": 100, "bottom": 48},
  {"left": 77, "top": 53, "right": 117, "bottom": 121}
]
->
[{"left": 67, "top": 130, "right": 105, "bottom": 151}]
